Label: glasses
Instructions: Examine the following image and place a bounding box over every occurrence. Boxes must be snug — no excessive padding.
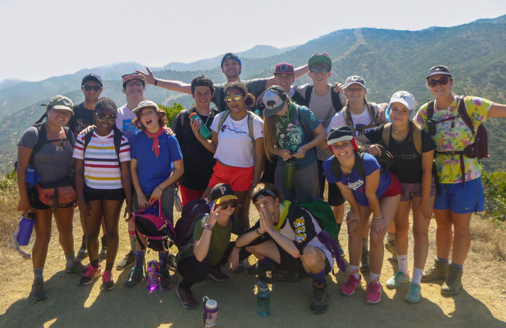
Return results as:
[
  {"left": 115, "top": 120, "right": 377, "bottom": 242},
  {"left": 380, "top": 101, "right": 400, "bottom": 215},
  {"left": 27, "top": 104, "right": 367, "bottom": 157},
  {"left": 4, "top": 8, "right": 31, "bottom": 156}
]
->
[
  {"left": 218, "top": 199, "right": 238, "bottom": 210},
  {"left": 224, "top": 94, "right": 242, "bottom": 103},
  {"left": 96, "top": 113, "right": 117, "bottom": 123},
  {"left": 427, "top": 77, "right": 451, "bottom": 87},
  {"left": 83, "top": 85, "right": 102, "bottom": 92},
  {"left": 310, "top": 68, "right": 329, "bottom": 75}
]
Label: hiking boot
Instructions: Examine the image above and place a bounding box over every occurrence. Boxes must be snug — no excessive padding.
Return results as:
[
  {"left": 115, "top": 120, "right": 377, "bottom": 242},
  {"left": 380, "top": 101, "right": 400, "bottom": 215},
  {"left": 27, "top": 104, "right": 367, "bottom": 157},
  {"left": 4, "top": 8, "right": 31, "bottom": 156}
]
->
[
  {"left": 385, "top": 240, "right": 397, "bottom": 261},
  {"left": 207, "top": 266, "right": 229, "bottom": 283},
  {"left": 100, "top": 271, "right": 115, "bottom": 291},
  {"left": 340, "top": 274, "right": 362, "bottom": 296},
  {"left": 386, "top": 271, "right": 410, "bottom": 289},
  {"left": 80, "top": 264, "right": 101, "bottom": 286},
  {"left": 99, "top": 235, "right": 107, "bottom": 260},
  {"left": 360, "top": 249, "right": 370, "bottom": 273},
  {"left": 30, "top": 279, "right": 47, "bottom": 301},
  {"left": 177, "top": 287, "right": 198, "bottom": 310},
  {"left": 260, "top": 268, "right": 298, "bottom": 283},
  {"left": 77, "top": 235, "right": 88, "bottom": 259},
  {"left": 159, "top": 267, "right": 172, "bottom": 291},
  {"left": 421, "top": 258, "right": 449, "bottom": 282},
  {"left": 365, "top": 281, "right": 382, "bottom": 304},
  {"left": 405, "top": 283, "right": 421, "bottom": 303},
  {"left": 233, "top": 260, "right": 246, "bottom": 273},
  {"left": 124, "top": 266, "right": 145, "bottom": 287},
  {"left": 167, "top": 253, "right": 177, "bottom": 272},
  {"left": 116, "top": 251, "right": 135, "bottom": 270},
  {"left": 309, "top": 281, "right": 330, "bottom": 315},
  {"left": 441, "top": 266, "right": 463, "bottom": 295},
  {"left": 247, "top": 261, "right": 272, "bottom": 274},
  {"left": 65, "top": 258, "right": 86, "bottom": 275}
]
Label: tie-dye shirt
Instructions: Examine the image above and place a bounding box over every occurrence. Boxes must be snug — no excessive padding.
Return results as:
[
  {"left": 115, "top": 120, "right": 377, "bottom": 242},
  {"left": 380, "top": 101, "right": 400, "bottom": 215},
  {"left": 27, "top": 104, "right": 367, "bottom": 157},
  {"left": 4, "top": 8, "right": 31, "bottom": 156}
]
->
[{"left": 414, "top": 96, "right": 493, "bottom": 184}]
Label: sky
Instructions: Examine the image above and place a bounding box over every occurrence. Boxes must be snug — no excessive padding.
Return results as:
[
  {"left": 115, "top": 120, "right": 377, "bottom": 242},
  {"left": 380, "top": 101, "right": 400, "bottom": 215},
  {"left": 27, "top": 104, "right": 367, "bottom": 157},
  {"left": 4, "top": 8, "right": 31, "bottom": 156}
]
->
[{"left": 1, "top": 0, "right": 505, "bottom": 82}]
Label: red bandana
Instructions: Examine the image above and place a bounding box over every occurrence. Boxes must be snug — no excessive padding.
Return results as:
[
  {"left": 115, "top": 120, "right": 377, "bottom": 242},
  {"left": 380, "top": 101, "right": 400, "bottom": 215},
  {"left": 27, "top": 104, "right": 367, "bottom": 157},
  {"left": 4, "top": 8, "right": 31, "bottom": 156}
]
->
[{"left": 144, "top": 127, "right": 164, "bottom": 158}]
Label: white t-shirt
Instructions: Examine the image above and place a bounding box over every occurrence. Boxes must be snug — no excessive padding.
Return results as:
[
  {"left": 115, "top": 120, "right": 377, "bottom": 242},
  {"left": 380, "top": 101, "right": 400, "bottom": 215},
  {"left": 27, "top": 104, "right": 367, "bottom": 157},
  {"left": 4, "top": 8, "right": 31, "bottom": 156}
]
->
[
  {"left": 211, "top": 112, "right": 264, "bottom": 167},
  {"left": 327, "top": 105, "right": 377, "bottom": 136},
  {"left": 116, "top": 104, "right": 137, "bottom": 141}
]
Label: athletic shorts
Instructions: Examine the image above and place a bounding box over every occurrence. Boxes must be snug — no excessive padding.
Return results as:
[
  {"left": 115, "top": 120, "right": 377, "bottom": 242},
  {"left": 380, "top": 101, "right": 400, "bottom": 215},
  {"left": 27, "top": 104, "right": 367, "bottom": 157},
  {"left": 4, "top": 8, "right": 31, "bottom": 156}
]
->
[
  {"left": 28, "top": 186, "right": 74, "bottom": 210},
  {"left": 208, "top": 162, "right": 254, "bottom": 192},
  {"left": 317, "top": 159, "right": 345, "bottom": 206},
  {"left": 400, "top": 179, "right": 436, "bottom": 202},
  {"left": 84, "top": 185, "right": 126, "bottom": 201},
  {"left": 381, "top": 173, "right": 402, "bottom": 198},
  {"left": 434, "top": 178, "right": 484, "bottom": 214},
  {"left": 275, "top": 242, "right": 331, "bottom": 276},
  {"left": 179, "top": 184, "right": 205, "bottom": 206}
]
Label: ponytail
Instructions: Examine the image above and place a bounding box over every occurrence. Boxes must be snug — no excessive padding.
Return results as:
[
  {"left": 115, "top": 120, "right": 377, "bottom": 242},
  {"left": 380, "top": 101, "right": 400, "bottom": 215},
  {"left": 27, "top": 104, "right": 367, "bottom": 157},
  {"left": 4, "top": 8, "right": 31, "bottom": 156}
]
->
[{"left": 34, "top": 112, "right": 48, "bottom": 125}]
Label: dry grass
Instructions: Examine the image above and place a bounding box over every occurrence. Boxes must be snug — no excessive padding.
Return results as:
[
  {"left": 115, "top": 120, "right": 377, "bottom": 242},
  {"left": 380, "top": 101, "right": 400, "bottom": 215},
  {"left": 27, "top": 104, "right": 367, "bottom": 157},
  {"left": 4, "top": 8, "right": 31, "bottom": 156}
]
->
[{"left": 0, "top": 178, "right": 22, "bottom": 258}]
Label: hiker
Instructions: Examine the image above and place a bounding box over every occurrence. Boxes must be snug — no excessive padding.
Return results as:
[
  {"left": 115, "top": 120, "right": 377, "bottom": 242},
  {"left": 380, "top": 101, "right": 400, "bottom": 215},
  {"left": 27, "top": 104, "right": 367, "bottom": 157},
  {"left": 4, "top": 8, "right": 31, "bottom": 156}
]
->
[
  {"left": 323, "top": 125, "right": 401, "bottom": 304},
  {"left": 356, "top": 91, "right": 437, "bottom": 303},
  {"left": 68, "top": 73, "right": 108, "bottom": 262},
  {"left": 73, "top": 98, "right": 133, "bottom": 290},
  {"left": 17, "top": 95, "right": 85, "bottom": 300},
  {"left": 176, "top": 183, "right": 249, "bottom": 309},
  {"left": 172, "top": 75, "right": 218, "bottom": 205},
  {"left": 125, "top": 100, "right": 184, "bottom": 289},
  {"left": 235, "top": 183, "right": 335, "bottom": 314},
  {"left": 413, "top": 65, "right": 506, "bottom": 295},
  {"left": 261, "top": 85, "right": 326, "bottom": 203}
]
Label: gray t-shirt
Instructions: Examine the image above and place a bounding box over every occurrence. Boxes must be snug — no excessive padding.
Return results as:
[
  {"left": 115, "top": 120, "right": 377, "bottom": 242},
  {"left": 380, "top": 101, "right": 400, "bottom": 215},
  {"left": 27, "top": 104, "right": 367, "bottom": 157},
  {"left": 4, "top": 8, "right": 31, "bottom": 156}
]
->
[
  {"left": 18, "top": 126, "right": 74, "bottom": 186},
  {"left": 212, "top": 78, "right": 268, "bottom": 112}
]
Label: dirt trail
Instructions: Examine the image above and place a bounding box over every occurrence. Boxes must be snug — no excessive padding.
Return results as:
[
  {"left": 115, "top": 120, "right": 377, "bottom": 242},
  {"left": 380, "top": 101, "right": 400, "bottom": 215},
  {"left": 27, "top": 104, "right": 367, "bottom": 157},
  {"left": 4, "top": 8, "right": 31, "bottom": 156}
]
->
[{"left": 0, "top": 206, "right": 505, "bottom": 328}]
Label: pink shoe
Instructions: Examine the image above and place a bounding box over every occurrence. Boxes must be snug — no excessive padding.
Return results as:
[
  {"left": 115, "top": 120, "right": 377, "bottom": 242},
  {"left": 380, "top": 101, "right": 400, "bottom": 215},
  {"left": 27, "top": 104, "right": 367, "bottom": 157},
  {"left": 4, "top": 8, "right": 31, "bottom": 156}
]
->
[
  {"left": 340, "top": 274, "right": 362, "bottom": 296},
  {"left": 365, "top": 281, "right": 382, "bottom": 304}
]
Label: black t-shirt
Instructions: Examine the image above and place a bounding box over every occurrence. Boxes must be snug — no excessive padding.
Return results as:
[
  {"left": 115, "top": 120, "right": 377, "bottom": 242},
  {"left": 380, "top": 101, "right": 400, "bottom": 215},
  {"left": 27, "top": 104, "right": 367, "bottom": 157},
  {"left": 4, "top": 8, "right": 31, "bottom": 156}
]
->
[
  {"left": 68, "top": 103, "right": 95, "bottom": 136},
  {"left": 365, "top": 124, "right": 436, "bottom": 183},
  {"left": 212, "top": 78, "right": 268, "bottom": 112},
  {"left": 172, "top": 106, "right": 218, "bottom": 190}
]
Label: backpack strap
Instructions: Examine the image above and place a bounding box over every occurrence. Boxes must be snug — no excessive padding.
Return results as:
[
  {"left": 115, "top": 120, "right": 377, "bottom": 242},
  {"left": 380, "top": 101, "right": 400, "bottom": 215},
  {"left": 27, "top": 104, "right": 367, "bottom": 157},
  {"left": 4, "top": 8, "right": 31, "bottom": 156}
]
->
[
  {"left": 382, "top": 123, "right": 392, "bottom": 149},
  {"left": 427, "top": 100, "right": 435, "bottom": 120},
  {"left": 63, "top": 127, "right": 75, "bottom": 150},
  {"left": 291, "top": 90, "right": 307, "bottom": 107},
  {"left": 456, "top": 96, "right": 475, "bottom": 136},
  {"left": 368, "top": 103, "right": 380, "bottom": 125},
  {"left": 218, "top": 109, "right": 231, "bottom": 133},
  {"left": 295, "top": 105, "right": 313, "bottom": 143},
  {"left": 331, "top": 89, "right": 343, "bottom": 112},
  {"left": 29, "top": 124, "right": 46, "bottom": 164},
  {"left": 330, "top": 155, "right": 342, "bottom": 181},
  {"left": 113, "top": 126, "right": 123, "bottom": 160},
  {"left": 305, "top": 85, "right": 313, "bottom": 106},
  {"left": 330, "top": 151, "right": 366, "bottom": 181},
  {"left": 411, "top": 122, "right": 422, "bottom": 156},
  {"left": 83, "top": 127, "right": 95, "bottom": 153}
]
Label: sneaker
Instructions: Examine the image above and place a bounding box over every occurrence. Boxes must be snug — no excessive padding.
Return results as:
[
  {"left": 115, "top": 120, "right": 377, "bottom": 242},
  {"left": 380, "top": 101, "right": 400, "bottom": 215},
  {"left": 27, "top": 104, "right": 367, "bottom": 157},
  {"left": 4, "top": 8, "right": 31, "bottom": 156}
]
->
[
  {"left": 77, "top": 235, "right": 88, "bottom": 259},
  {"left": 167, "top": 253, "right": 177, "bottom": 272},
  {"left": 386, "top": 271, "right": 410, "bottom": 289},
  {"left": 65, "top": 258, "right": 87, "bottom": 275},
  {"left": 340, "top": 274, "right": 362, "bottom": 296},
  {"left": 365, "top": 281, "right": 382, "bottom": 304},
  {"left": 100, "top": 271, "right": 115, "bottom": 291},
  {"left": 124, "top": 266, "right": 145, "bottom": 287},
  {"left": 309, "top": 281, "right": 330, "bottom": 315},
  {"left": 80, "top": 264, "right": 101, "bottom": 286},
  {"left": 146, "top": 260, "right": 160, "bottom": 291},
  {"left": 422, "top": 258, "right": 449, "bottom": 282},
  {"left": 260, "top": 268, "right": 298, "bottom": 283},
  {"left": 159, "top": 267, "right": 172, "bottom": 291},
  {"left": 385, "top": 240, "right": 397, "bottom": 261},
  {"left": 360, "top": 249, "right": 370, "bottom": 273},
  {"left": 247, "top": 261, "right": 272, "bottom": 274},
  {"left": 99, "top": 235, "right": 107, "bottom": 260},
  {"left": 207, "top": 266, "right": 229, "bottom": 282},
  {"left": 405, "top": 283, "right": 421, "bottom": 303},
  {"left": 116, "top": 251, "right": 135, "bottom": 270},
  {"left": 30, "top": 279, "right": 47, "bottom": 301},
  {"left": 441, "top": 266, "right": 463, "bottom": 295},
  {"left": 233, "top": 260, "right": 246, "bottom": 273},
  {"left": 177, "top": 287, "right": 198, "bottom": 310}
]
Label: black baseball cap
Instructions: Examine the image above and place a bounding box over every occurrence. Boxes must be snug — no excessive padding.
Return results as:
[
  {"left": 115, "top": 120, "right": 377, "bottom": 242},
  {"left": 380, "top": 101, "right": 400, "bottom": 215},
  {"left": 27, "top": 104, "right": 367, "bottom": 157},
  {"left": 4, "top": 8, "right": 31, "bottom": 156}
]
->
[
  {"left": 221, "top": 53, "right": 242, "bottom": 68},
  {"left": 327, "top": 125, "right": 354, "bottom": 145},
  {"left": 426, "top": 65, "right": 452, "bottom": 78},
  {"left": 211, "top": 183, "right": 238, "bottom": 204},
  {"left": 81, "top": 73, "right": 103, "bottom": 87}
]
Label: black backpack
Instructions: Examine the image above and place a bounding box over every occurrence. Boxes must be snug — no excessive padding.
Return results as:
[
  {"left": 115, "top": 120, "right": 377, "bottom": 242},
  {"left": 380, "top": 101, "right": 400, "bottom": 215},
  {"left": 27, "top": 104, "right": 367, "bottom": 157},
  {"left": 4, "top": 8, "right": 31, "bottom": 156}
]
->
[{"left": 330, "top": 146, "right": 394, "bottom": 181}]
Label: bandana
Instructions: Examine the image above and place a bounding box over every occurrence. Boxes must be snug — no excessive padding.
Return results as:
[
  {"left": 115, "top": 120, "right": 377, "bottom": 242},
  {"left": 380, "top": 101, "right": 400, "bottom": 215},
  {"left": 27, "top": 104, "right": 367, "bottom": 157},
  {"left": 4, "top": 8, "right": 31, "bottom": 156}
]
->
[
  {"left": 328, "top": 136, "right": 359, "bottom": 153},
  {"left": 144, "top": 127, "right": 164, "bottom": 158},
  {"left": 252, "top": 189, "right": 277, "bottom": 203}
]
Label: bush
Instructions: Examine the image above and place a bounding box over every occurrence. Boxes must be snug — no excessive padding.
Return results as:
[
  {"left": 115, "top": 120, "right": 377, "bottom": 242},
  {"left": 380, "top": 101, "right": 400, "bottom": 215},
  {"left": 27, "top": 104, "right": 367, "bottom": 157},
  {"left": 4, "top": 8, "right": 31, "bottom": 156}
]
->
[
  {"left": 160, "top": 103, "right": 185, "bottom": 128},
  {"left": 481, "top": 169, "right": 506, "bottom": 226}
]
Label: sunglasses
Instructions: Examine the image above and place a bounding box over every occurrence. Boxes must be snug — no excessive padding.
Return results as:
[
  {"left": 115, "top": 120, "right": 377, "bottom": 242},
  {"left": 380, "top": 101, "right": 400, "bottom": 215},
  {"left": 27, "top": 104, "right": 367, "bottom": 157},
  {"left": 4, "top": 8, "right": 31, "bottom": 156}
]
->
[
  {"left": 427, "top": 77, "right": 451, "bottom": 88},
  {"left": 310, "top": 68, "right": 329, "bottom": 75},
  {"left": 224, "top": 94, "right": 242, "bottom": 103},
  {"left": 218, "top": 199, "right": 238, "bottom": 210},
  {"left": 83, "top": 85, "right": 102, "bottom": 92},
  {"left": 96, "top": 113, "right": 117, "bottom": 123}
]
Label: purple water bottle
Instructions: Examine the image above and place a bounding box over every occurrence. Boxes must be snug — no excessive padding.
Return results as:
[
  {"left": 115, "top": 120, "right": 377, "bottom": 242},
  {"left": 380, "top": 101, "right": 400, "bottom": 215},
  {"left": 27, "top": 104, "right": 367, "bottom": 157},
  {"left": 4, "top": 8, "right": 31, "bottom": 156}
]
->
[
  {"left": 202, "top": 296, "right": 218, "bottom": 328},
  {"left": 17, "top": 213, "right": 35, "bottom": 246}
]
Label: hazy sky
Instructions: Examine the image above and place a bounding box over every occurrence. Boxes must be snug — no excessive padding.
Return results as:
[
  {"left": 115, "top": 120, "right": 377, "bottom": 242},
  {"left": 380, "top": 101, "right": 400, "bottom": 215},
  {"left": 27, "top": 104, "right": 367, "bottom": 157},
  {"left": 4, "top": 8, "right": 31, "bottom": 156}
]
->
[{"left": 1, "top": 0, "right": 505, "bottom": 82}]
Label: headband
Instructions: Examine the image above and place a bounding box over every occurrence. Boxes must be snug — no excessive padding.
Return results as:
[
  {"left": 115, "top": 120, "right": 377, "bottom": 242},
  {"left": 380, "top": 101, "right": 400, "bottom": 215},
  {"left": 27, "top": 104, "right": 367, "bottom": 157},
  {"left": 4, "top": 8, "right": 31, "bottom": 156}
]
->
[{"left": 252, "top": 189, "right": 277, "bottom": 203}]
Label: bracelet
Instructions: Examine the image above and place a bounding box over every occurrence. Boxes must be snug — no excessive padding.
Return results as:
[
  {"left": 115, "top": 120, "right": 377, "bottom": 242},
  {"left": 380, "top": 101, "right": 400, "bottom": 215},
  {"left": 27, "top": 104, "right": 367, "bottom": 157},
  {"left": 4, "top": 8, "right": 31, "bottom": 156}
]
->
[
  {"left": 204, "top": 223, "right": 213, "bottom": 231},
  {"left": 255, "top": 228, "right": 263, "bottom": 237},
  {"left": 372, "top": 214, "right": 383, "bottom": 220},
  {"left": 77, "top": 197, "right": 85, "bottom": 201},
  {"left": 157, "top": 185, "right": 163, "bottom": 191},
  {"left": 154, "top": 79, "right": 158, "bottom": 86}
]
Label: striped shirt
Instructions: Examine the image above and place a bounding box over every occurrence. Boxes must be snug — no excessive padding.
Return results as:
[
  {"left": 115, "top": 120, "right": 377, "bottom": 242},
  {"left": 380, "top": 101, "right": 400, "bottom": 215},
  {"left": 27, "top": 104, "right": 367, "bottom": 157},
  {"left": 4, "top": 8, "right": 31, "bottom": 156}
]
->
[{"left": 73, "top": 130, "right": 131, "bottom": 189}]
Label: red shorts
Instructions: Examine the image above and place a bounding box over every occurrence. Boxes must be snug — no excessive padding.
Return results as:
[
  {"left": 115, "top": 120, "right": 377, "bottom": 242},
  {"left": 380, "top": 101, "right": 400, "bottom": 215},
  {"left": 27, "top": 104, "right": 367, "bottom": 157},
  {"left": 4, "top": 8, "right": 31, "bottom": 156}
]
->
[
  {"left": 179, "top": 185, "right": 205, "bottom": 206},
  {"left": 208, "top": 162, "right": 254, "bottom": 192},
  {"left": 382, "top": 172, "right": 402, "bottom": 198}
]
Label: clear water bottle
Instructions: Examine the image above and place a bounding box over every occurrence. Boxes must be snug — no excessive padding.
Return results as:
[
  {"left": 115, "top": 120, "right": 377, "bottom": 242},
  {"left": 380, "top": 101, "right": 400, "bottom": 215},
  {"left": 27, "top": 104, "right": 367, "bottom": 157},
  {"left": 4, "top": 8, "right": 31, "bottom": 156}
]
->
[
  {"left": 256, "top": 281, "right": 271, "bottom": 317},
  {"left": 17, "top": 213, "right": 36, "bottom": 246},
  {"left": 146, "top": 260, "right": 160, "bottom": 292},
  {"left": 202, "top": 296, "right": 218, "bottom": 328}
]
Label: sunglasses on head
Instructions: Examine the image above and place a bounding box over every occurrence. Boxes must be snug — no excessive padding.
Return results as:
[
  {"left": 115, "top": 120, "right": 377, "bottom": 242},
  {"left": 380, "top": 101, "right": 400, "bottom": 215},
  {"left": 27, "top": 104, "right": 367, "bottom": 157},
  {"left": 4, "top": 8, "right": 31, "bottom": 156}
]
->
[
  {"left": 83, "top": 85, "right": 102, "bottom": 92},
  {"left": 96, "top": 113, "right": 117, "bottom": 123},
  {"left": 224, "top": 94, "right": 242, "bottom": 103},
  {"left": 310, "top": 68, "right": 329, "bottom": 75},
  {"left": 218, "top": 199, "right": 238, "bottom": 210},
  {"left": 427, "top": 76, "right": 452, "bottom": 88}
]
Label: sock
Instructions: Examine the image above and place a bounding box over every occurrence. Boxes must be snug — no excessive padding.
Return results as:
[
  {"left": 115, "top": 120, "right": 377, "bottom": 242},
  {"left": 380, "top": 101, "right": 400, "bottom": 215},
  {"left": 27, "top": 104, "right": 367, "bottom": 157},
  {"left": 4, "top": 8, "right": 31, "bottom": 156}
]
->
[
  {"left": 34, "top": 267, "right": 44, "bottom": 281},
  {"left": 65, "top": 253, "right": 76, "bottom": 268},
  {"left": 362, "top": 238, "right": 368, "bottom": 251},
  {"left": 350, "top": 265, "right": 360, "bottom": 279},
  {"left": 397, "top": 254, "right": 409, "bottom": 274},
  {"left": 260, "top": 257, "right": 277, "bottom": 266},
  {"left": 412, "top": 268, "right": 423, "bottom": 285},
  {"left": 90, "top": 258, "right": 99, "bottom": 269},
  {"left": 129, "top": 231, "right": 136, "bottom": 253},
  {"left": 159, "top": 252, "right": 168, "bottom": 268},
  {"left": 105, "top": 262, "right": 114, "bottom": 271},
  {"left": 306, "top": 268, "right": 326, "bottom": 285},
  {"left": 436, "top": 256, "right": 449, "bottom": 264},
  {"left": 370, "top": 273, "right": 381, "bottom": 284},
  {"left": 450, "top": 262, "right": 463, "bottom": 269},
  {"left": 336, "top": 223, "right": 342, "bottom": 236},
  {"left": 135, "top": 251, "right": 145, "bottom": 270},
  {"left": 387, "top": 232, "right": 395, "bottom": 243}
]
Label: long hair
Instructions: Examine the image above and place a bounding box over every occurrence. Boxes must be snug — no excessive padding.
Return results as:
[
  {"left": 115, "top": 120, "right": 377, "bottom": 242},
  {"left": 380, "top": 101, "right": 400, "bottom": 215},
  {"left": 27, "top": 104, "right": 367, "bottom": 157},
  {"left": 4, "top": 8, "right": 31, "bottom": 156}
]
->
[{"left": 263, "top": 99, "right": 291, "bottom": 162}]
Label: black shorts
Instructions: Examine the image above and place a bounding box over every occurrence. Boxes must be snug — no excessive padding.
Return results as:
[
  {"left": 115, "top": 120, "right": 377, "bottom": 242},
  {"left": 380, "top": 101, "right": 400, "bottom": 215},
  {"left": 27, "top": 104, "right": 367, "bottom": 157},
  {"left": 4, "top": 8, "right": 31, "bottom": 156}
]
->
[
  {"left": 84, "top": 185, "right": 125, "bottom": 201},
  {"left": 317, "top": 159, "right": 345, "bottom": 206},
  {"left": 275, "top": 242, "right": 331, "bottom": 276},
  {"left": 28, "top": 187, "right": 74, "bottom": 210}
]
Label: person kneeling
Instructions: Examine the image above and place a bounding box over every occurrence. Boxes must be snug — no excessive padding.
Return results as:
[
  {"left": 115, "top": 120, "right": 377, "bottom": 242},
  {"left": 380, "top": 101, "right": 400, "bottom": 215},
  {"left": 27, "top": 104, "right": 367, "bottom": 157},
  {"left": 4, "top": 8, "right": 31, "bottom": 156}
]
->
[{"left": 236, "top": 184, "right": 334, "bottom": 315}]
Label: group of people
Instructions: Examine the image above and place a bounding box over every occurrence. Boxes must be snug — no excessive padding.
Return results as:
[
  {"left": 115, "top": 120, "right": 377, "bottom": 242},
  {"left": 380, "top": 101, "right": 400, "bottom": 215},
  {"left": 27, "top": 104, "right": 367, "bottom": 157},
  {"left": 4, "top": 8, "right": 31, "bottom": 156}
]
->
[{"left": 16, "top": 51, "right": 506, "bottom": 315}]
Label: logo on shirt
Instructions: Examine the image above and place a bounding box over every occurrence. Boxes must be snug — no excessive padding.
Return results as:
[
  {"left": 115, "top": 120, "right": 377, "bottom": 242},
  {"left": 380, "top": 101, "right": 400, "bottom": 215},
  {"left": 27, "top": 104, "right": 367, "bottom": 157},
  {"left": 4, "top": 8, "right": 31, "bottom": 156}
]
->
[
  {"left": 347, "top": 180, "right": 364, "bottom": 191},
  {"left": 293, "top": 217, "right": 307, "bottom": 244},
  {"left": 221, "top": 124, "right": 248, "bottom": 136}
]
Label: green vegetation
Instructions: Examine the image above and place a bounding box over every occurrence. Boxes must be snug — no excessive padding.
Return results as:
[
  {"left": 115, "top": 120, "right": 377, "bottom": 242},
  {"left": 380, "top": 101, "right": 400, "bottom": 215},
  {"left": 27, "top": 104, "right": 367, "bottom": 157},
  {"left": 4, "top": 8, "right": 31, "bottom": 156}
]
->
[
  {"left": 481, "top": 170, "right": 506, "bottom": 228},
  {"left": 160, "top": 102, "right": 185, "bottom": 128}
]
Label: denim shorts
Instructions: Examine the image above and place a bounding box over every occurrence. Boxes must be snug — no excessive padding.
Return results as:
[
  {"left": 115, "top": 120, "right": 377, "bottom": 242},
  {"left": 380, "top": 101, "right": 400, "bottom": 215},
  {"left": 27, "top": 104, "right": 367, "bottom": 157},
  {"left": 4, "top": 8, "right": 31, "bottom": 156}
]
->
[
  {"left": 400, "top": 178, "right": 436, "bottom": 202},
  {"left": 434, "top": 178, "right": 484, "bottom": 214}
]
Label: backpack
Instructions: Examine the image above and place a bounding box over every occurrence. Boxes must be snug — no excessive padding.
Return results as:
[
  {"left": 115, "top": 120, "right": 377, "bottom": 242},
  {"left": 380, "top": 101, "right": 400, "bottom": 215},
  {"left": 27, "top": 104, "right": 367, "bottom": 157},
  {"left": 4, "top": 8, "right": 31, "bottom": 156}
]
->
[
  {"left": 133, "top": 199, "right": 176, "bottom": 252},
  {"left": 174, "top": 198, "right": 210, "bottom": 251},
  {"left": 381, "top": 122, "right": 422, "bottom": 156},
  {"left": 294, "top": 104, "right": 314, "bottom": 143},
  {"left": 343, "top": 102, "right": 381, "bottom": 134},
  {"left": 217, "top": 109, "right": 258, "bottom": 158},
  {"left": 330, "top": 146, "right": 394, "bottom": 181},
  {"left": 303, "top": 85, "right": 344, "bottom": 112},
  {"left": 291, "top": 90, "right": 307, "bottom": 107},
  {"left": 83, "top": 125, "right": 123, "bottom": 159}
]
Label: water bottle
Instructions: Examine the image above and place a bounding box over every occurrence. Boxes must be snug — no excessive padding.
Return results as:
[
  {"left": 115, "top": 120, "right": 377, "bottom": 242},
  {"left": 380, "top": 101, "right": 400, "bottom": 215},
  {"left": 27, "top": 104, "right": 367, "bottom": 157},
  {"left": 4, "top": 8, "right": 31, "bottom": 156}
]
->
[
  {"left": 17, "top": 213, "right": 36, "bottom": 246},
  {"left": 146, "top": 260, "right": 160, "bottom": 292},
  {"left": 282, "top": 157, "right": 296, "bottom": 190},
  {"left": 256, "top": 281, "right": 271, "bottom": 317},
  {"left": 190, "top": 113, "right": 212, "bottom": 140},
  {"left": 202, "top": 296, "right": 218, "bottom": 328}
]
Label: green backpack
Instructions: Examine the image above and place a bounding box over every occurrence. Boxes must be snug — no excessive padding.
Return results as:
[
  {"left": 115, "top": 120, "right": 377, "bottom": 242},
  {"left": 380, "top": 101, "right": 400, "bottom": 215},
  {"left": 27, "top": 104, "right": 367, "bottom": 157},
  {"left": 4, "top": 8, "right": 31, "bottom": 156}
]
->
[{"left": 288, "top": 200, "right": 338, "bottom": 238}]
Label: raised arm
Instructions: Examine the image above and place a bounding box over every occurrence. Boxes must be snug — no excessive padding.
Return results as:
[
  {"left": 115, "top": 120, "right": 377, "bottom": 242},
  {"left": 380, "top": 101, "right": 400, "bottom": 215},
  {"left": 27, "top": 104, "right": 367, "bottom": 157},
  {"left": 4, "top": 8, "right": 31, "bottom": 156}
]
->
[
  {"left": 136, "top": 67, "right": 192, "bottom": 94},
  {"left": 488, "top": 103, "right": 506, "bottom": 118}
]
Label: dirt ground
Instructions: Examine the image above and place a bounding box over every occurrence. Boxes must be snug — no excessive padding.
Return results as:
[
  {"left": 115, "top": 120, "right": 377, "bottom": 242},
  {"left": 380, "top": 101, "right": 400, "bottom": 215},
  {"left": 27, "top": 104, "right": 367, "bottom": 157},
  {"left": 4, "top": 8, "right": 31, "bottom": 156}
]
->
[{"left": 0, "top": 205, "right": 505, "bottom": 328}]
